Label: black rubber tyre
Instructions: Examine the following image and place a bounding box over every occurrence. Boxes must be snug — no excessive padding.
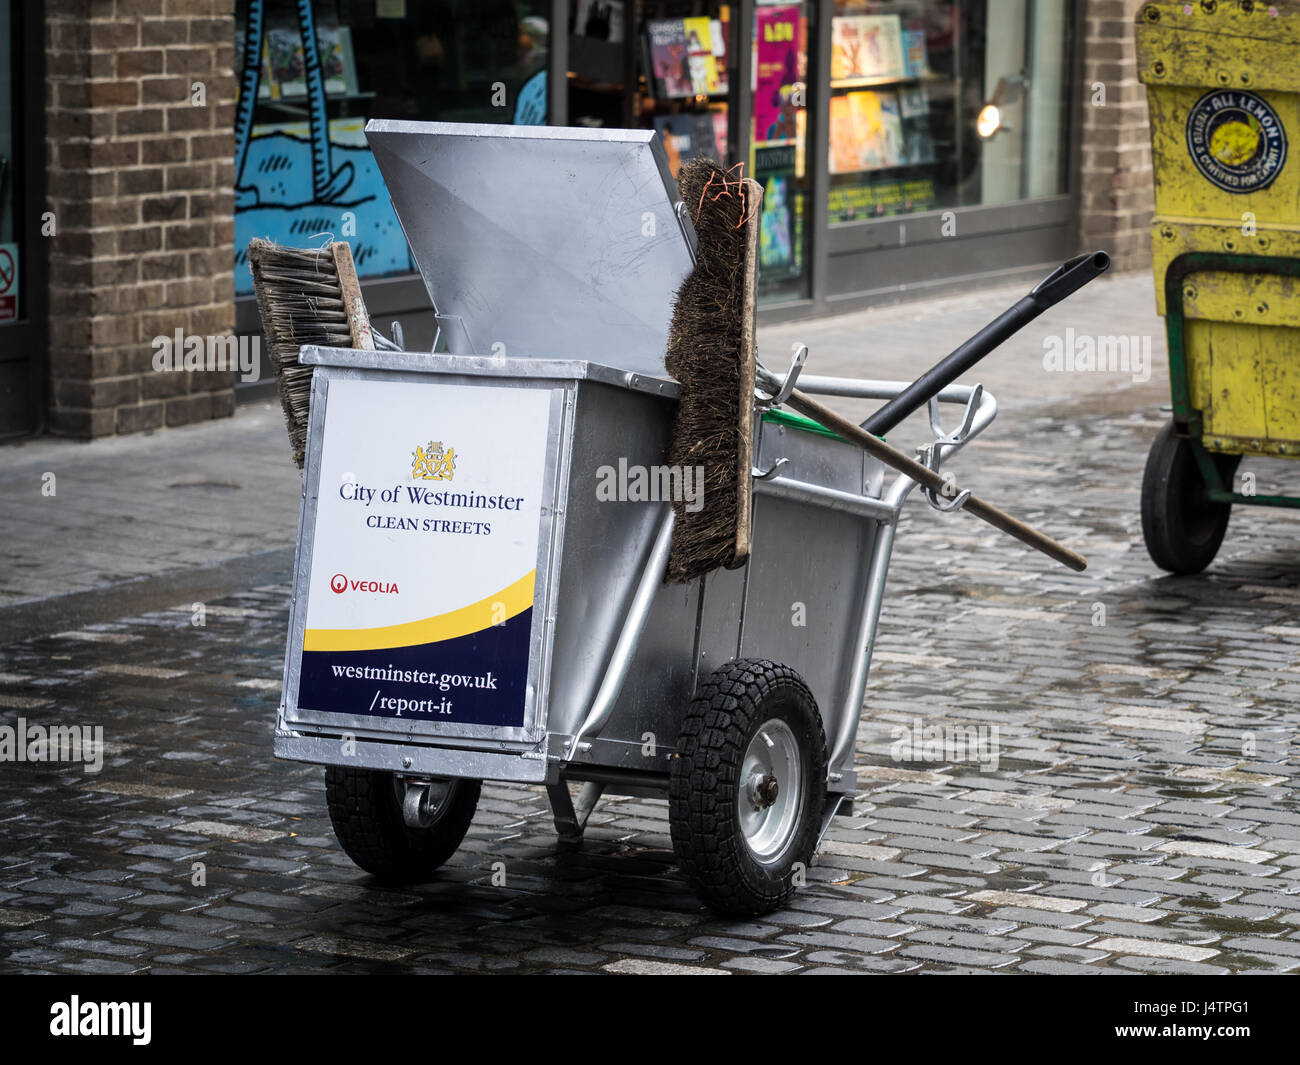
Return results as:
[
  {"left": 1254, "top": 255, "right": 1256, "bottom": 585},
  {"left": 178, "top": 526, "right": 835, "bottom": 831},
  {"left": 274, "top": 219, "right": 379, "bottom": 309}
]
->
[
  {"left": 669, "top": 658, "right": 827, "bottom": 916},
  {"left": 324, "top": 767, "right": 480, "bottom": 884},
  {"left": 1140, "top": 421, "right": 1240, "bottom": 575}
]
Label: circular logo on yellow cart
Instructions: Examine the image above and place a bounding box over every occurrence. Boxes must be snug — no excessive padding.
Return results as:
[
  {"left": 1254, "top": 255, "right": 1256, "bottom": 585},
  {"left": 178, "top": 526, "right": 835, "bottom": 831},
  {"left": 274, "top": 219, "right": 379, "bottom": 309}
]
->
[{"left": 1186, "top": 90, "right": 1287, "bottom": 193}]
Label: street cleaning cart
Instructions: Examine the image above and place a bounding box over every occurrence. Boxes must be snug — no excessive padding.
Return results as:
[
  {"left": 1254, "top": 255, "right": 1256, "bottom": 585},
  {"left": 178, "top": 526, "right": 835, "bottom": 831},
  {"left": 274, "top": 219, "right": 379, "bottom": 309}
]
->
[
  {"left": 1136, "top": 1, "right": 1300, "bottom": 573},
  {"left": 273, "top": 122, "right": 1088, "bottom": 915}
]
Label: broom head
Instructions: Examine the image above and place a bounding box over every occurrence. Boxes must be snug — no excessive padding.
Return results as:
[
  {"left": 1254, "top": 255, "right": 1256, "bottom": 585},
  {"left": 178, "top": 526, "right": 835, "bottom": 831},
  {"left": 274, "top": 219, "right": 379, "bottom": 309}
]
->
[
  {"left": 663, "top": 160, "right": 762, "bottom": 584},
  {"left": 248, "top": 238, "right": 372, "bottom": 469}
]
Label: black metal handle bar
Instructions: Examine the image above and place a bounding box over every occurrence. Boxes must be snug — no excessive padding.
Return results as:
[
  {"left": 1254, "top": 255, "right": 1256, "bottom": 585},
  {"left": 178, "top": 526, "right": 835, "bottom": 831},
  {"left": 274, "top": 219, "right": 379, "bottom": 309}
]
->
[{"left": 859, "top": 250, "right": 1111, "bottom": 437}]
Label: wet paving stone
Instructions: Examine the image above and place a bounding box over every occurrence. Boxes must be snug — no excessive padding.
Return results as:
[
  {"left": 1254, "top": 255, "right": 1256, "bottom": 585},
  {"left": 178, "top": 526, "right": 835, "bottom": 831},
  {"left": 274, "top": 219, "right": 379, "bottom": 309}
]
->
[{"left": 2, "top": 410, "right": 1300, "bottom": 973}]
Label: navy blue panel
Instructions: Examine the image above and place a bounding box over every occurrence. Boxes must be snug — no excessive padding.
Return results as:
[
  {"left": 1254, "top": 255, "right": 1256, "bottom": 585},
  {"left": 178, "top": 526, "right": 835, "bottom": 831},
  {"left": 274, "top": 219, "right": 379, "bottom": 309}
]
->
[{"left": 297, "top": 608, "right": 532, "bottom": 728}]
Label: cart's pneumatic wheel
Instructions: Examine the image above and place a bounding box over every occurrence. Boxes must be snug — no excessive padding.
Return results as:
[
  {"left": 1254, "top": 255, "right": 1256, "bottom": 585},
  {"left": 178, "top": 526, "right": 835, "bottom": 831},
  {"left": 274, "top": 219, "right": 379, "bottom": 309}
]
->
[
  {"left": 1140, "top": 421, "right": 1240, "bottom": 575},
  {"left": 669, "top": 659, "right": 827, "bottom": 916},
  {"left": 324, "top": 767, "right": 480, "bottom": 884}
]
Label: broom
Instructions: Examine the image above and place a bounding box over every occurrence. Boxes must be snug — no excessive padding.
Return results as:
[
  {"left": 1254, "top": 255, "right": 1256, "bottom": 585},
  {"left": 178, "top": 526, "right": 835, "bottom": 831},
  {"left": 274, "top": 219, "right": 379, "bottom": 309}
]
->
[
  {"left": 248, "top": 239, "right": 374, "bottom": 468},
  {"left": 663, "top": 161, "right": 761, "bottom": 582},
  {"left": 664, "top": 159, "right": 1087, "bottom": 575}
]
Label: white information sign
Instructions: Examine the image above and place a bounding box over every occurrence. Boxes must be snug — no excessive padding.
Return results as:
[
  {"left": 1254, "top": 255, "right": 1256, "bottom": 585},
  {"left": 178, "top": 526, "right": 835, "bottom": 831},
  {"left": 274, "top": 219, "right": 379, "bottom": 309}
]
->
[{"left": 294, "top": 378, "right": 552, "bottom": 729}]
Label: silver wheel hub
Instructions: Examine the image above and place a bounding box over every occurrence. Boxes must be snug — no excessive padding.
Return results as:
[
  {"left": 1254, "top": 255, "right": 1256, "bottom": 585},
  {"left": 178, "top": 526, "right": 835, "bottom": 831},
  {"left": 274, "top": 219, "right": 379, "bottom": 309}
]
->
[
  {"left": 737, "top": 718, "right": 802, "bottom": 864},
  {"left": 398, "top": 777, "right": 452, "bottom": 829}
]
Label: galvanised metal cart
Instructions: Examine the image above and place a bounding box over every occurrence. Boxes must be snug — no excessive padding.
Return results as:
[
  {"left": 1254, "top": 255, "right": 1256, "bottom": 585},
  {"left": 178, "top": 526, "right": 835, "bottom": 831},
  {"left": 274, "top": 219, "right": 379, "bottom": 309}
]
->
[{"left": 274, "top": 122, "right": 1003, "bottom": 915}]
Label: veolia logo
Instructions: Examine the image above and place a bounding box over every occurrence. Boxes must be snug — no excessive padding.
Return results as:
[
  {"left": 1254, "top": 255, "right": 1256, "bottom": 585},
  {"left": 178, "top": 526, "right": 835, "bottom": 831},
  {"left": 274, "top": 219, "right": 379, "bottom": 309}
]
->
[{"left": 330, "top": 573, "right": 399, "bottom": 595}]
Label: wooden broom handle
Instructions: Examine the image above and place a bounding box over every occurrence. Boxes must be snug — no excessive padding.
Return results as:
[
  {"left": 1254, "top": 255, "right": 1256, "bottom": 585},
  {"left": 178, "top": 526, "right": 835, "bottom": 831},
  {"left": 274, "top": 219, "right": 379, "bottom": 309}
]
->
[
  {"left": 331, "top": 243, "right": 374, "bottom": 351},
  {"left": 785, "top": 389, "right": 1087, "bottom": 573}
]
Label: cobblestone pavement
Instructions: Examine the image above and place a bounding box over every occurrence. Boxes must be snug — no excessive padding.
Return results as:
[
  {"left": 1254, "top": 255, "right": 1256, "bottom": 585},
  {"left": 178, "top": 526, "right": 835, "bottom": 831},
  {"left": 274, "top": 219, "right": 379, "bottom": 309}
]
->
[{"left": 3, "top": 396, "right": 1299, "bottom": 976}]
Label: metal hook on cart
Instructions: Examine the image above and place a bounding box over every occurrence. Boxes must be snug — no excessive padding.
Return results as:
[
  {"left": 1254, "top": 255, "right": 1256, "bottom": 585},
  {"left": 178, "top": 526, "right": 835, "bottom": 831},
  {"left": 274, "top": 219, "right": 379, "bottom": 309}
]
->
[
  {"left": 752, "top": 457, "right": 789, "bottom": 480},
  {"left": 929, "top": 382, "right": 983, "bottom": 443},
  {"left": 755, "top": 344, "right": 808, "bottom": 411},
  {"left": 917, "top": 384, "right": 983, "bottom": 512}
]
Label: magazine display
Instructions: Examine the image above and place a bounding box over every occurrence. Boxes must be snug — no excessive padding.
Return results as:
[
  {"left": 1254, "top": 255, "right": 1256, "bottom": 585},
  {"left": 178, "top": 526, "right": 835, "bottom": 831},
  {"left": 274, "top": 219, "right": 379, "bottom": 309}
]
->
[
  {"left": 902, "top": 28, "right": 931, "bottom": 79},
  {"left": 831, "top": 90, "right": 906, "bottom": 173},
  {"left": 831, "top": 14, "right": 905, "bottom": 82},
  {"left": 647, "top": 14, "right": 729, "bottom": 98}
]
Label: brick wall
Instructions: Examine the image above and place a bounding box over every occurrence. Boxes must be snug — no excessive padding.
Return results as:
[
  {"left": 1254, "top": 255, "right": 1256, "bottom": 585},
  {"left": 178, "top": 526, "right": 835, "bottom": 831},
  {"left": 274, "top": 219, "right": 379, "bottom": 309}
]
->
[
  {"left": 45, "top": 0, "right": 238, "bottom": 439},
  {"left": 1078, "top": 0, "right": 1155, "bottom": 271}
]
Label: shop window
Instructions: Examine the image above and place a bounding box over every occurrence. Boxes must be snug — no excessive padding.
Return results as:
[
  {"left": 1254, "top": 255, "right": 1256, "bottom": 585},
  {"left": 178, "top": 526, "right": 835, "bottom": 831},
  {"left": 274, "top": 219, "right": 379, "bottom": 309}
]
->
[
  {"left": 752, "top": 2, "right": 810, "bottom": 302},
  {"left": 233, "top": 1, "right": 551, "bottom": 296},
  {"left": 828, "top": 0, "right": 1072, "bottom": 224},
  {"left": 569, "top": 3, "right": 811, "bottom": 302},
  {"left": 568, "top": 2, "right": 733, "bottom": 171}
]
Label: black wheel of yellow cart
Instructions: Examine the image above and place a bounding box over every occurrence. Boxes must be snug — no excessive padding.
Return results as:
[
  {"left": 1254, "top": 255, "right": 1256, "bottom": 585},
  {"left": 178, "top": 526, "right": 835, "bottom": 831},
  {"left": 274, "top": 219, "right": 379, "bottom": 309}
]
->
[
  {"left": 1140, "top": 421, "right": 1240, "bottom": 575},
  {"left": 325, "top": 767, "right": 480, "bottom": 883},
  {"left": 669, "top": 658, "right": 827, "bottom": 917}
]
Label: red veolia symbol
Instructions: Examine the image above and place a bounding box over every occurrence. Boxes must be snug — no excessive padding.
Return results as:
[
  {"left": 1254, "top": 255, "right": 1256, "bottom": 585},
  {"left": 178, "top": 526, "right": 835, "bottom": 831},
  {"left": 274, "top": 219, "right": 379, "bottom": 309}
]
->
[{"left": 330, "top": 573, "right": 348, "bottom": 594}]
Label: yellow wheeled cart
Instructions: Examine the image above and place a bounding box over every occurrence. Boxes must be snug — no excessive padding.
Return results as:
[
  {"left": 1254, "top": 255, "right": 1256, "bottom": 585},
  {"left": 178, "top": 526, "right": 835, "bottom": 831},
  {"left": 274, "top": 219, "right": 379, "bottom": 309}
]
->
[{"left": 1136, "top": 0, "right": 1300, "bottom": 573}]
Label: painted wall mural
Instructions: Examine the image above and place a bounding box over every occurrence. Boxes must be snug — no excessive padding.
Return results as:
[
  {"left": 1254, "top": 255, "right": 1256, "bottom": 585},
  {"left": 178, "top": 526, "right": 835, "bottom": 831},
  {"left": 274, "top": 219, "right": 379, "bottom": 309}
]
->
[{"left": 233, "top": 0, "right": 412, "bottom": 297}]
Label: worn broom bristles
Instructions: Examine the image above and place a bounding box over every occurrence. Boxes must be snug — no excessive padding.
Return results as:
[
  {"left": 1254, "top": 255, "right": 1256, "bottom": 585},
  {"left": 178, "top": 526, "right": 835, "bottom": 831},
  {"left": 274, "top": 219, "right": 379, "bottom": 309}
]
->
[
  {"left": 663, "top": 160, "right": 761, "bottom": 584},
  {"left": 248, "top": 238, "right": 363, "bottom": 469}
]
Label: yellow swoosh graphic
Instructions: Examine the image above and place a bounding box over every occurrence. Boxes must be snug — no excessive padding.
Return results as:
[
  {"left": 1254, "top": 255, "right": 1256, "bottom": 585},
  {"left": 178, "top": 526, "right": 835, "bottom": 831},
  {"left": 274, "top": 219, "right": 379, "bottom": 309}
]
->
[{"left": 304, "top": 570, "right": 536, "bottom": 652}]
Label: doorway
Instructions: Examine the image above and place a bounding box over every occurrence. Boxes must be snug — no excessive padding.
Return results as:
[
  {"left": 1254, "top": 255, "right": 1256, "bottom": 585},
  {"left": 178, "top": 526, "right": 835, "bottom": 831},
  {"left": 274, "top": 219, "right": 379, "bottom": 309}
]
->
[{"left": 0, "top": 0, "right": 46, "bottom": 439}]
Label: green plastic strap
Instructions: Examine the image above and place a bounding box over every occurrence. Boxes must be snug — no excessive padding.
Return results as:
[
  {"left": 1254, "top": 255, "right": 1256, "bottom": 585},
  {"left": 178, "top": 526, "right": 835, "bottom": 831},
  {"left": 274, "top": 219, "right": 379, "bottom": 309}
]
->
[{"left": 760, "top": 408, "right": 882, "bottom": 443}]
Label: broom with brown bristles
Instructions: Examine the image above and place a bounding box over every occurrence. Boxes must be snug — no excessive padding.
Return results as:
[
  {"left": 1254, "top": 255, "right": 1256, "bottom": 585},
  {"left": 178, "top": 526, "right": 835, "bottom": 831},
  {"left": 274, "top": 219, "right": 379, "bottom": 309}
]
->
[
  {"left": 663, "top": 159, "right": 1087, "bottom": 576},
  {"left": 664, "top": 161, "right": 760, "bottom": 582},
  {"left": 248, "top": 239, "right": 374, "bottom": 468}
]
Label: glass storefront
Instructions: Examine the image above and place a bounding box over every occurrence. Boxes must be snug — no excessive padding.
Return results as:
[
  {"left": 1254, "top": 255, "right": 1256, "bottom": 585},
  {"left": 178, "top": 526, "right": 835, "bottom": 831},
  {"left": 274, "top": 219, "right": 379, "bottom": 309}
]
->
[
  {"left": 827, "top": 0, "right": 1072, "bottom": 224},
  {"left": 233, "top": 0, "right": 550, "bottom": 297},
  {"left": 233, "top": 1, "right": 1079, "bottom": 335},
  {"left": 569, "top": 1, "right": 733, "bottom": 156}
]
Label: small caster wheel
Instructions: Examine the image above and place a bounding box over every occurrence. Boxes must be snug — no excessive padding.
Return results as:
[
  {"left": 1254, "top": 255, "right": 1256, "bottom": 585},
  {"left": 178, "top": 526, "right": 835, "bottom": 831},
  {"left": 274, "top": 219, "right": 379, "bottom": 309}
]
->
[
  {"left": 325, "top": 767, "right": 480, "bottom": 883},
  {"left": 1140, "top": 421, "right": 1240, "bottom": 574},
  {"left": 669, "top": 658, "right": 827, "bottom": 916}
]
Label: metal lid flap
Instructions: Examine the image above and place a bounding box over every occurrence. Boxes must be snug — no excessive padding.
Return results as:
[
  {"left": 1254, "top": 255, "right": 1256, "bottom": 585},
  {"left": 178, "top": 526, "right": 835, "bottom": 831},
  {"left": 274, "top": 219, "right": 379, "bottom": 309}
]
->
[{"left": 365, "top": 120, "right": 697, "bottom": 377}]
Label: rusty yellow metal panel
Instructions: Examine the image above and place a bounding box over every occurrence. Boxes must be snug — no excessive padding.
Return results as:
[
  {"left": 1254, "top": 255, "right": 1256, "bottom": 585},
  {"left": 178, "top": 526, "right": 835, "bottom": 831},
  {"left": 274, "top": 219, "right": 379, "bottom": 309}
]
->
[
  {"left": 1180, "top": 270, "right": 1300, "bottom": 327},
  {"left": 1136, "top": 2, "right": 1300, "bottom": 96},
  {"left": 1152, "top": 223, "right": 1300, "bottom": 315},
  {"left": 1197, "top": 320, "right": 1300, "bottom": 457},
  {"left": 1144, "top": 86, "right": 1298, "bottom": 223},
  {"left": 1184, "top": 318, "right": 1300, "bottom": 458},
  {"left": 1138, "top": 0, "right": 1300, "bottom": 460},
  {"left": 1195, "top": 318, "right": 1268, "bottom": 446}
]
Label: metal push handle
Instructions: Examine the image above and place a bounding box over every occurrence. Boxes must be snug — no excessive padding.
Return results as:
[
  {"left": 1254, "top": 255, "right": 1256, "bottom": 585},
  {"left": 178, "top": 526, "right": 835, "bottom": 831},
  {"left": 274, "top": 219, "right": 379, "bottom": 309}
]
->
[{"left": 860, "top": 251, "right": 1110, "bottom": 437}]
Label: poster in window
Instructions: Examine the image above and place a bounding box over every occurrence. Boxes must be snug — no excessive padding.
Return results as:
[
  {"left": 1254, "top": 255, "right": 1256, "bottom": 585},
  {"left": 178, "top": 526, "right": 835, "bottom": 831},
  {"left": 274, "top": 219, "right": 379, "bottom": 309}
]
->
[
  {"left": 754, "top": 145, "right": 802, "bottom": 283},
  {"left": 683, "top": 17, "right": 722, "bottom": 95},
  {"left": 754, "top": 5, "right": 801, "bottom": 147},
  {"left": 646, "top": 19, "right": 693, "bottom": 98}
]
